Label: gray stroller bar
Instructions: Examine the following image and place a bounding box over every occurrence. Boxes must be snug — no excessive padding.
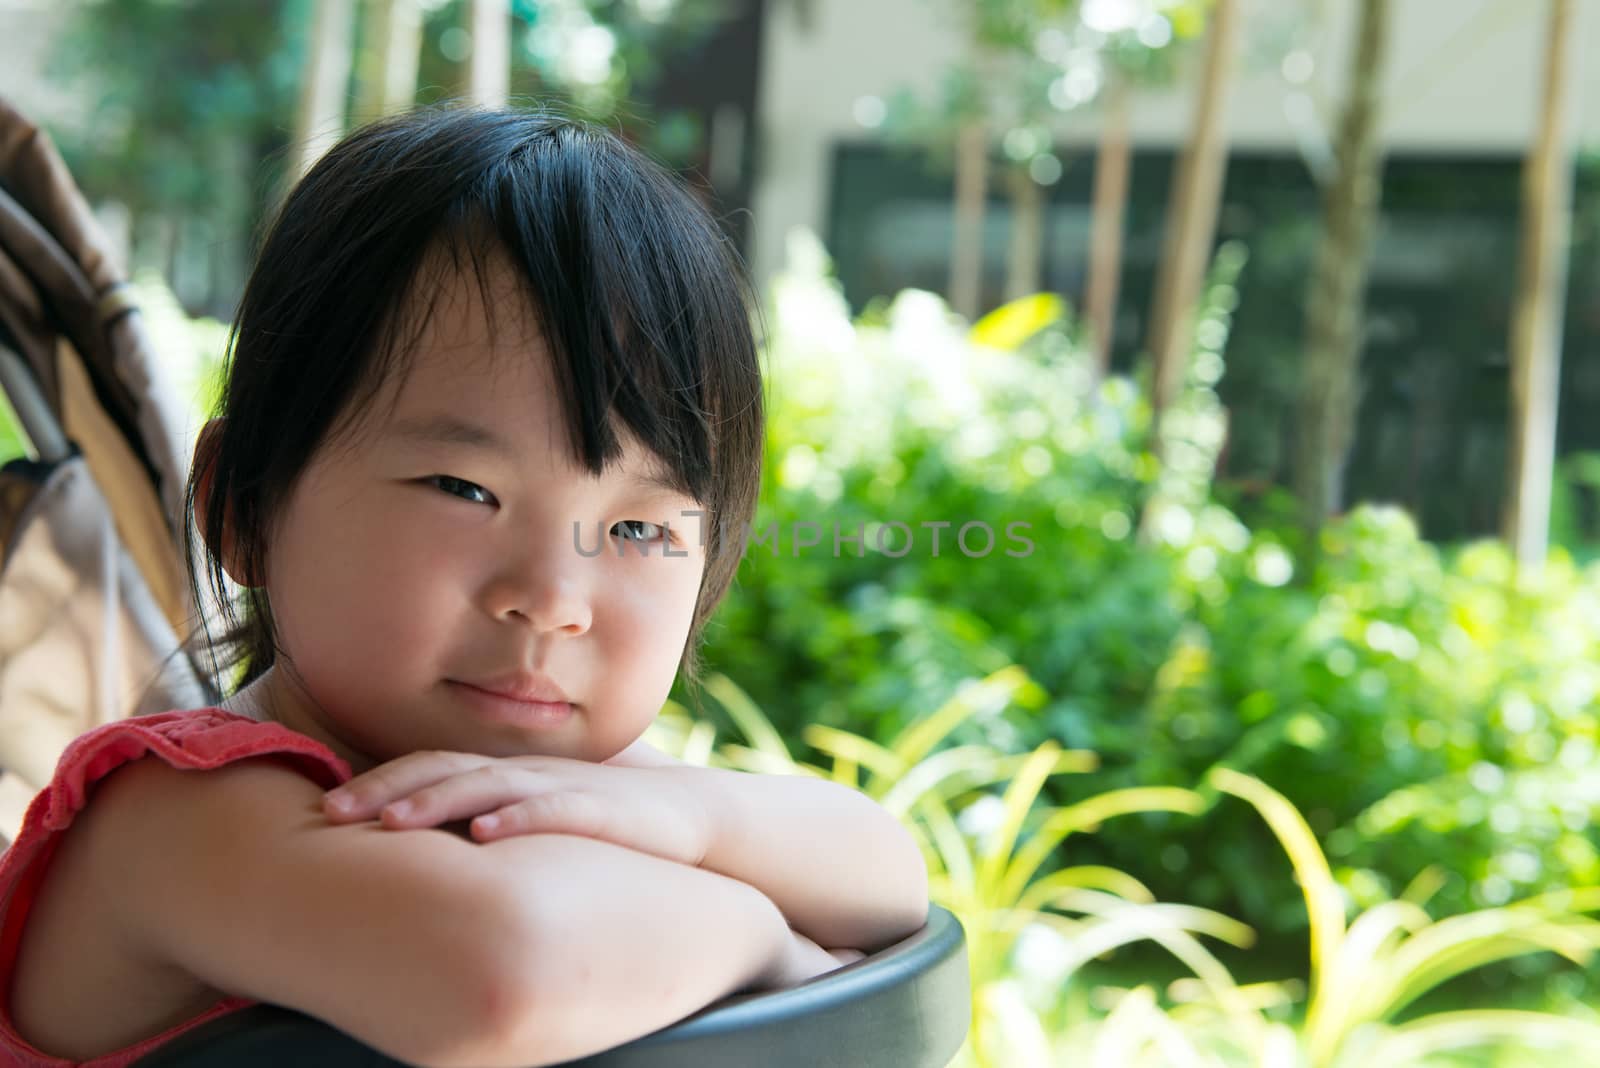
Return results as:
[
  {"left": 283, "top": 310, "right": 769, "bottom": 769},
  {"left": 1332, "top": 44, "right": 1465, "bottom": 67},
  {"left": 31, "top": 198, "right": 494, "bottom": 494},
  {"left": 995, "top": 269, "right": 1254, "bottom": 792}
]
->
[{"left": 0, "top": 335, "right": 70, "bottom": 462}]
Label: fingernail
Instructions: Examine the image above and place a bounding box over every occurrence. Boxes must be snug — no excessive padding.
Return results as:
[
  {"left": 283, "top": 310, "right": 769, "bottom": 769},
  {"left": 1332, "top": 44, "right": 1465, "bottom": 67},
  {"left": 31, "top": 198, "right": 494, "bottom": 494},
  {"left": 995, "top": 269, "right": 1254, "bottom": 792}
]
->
[
  {"left": 325, "top": 793, "right": 353, "bottom": 813},
  {"left": 386, "top": 801, "right": 413, "bottom": 819},
  {"left": 476, "top": 814, "right": 499, "bottom": 833}
]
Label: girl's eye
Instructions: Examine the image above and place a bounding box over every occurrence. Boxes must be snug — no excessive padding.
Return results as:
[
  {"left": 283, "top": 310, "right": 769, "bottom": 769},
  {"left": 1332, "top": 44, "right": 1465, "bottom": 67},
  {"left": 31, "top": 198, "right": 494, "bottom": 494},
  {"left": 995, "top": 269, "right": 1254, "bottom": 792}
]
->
[
  {"left": 427, "top": 475, "right": 498, "bottom": 506},
  {"left": 612, "top": 519, "right": 670, "bottom": 545}
]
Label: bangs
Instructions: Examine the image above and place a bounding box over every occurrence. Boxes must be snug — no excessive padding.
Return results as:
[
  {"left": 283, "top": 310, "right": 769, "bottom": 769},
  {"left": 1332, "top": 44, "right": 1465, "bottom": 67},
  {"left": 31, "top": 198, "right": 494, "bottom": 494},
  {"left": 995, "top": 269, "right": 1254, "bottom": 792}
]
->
[{"left": 390, "top": 122, "right": 751, "bottom": 510}]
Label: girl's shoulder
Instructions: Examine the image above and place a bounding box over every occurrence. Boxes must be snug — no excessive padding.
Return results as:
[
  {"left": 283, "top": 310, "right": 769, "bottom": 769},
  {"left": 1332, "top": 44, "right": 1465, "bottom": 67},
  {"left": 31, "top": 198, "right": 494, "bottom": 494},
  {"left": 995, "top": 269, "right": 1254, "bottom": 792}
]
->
[
  {"left": 0, "top": 708, "right": 352, "bottom": 1065},
  {"left": 1, "top": 708, "right": 532, "bottom": 1066},
  {"left": 0, "top": 706, "right": 351, "bottom": 900},
  {"left": 0, "top": 706, "right": 352, "bottom": 916}
]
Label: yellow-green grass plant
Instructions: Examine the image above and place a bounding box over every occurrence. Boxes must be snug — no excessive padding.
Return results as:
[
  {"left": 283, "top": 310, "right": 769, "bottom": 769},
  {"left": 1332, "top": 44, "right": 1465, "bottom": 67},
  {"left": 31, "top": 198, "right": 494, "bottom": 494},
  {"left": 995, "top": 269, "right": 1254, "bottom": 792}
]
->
[
  {"left": 1052, "top": 979, "right": 1302, "bottom": 1068},
  {"left": 1028, "top": 771, "right": 1600, "bottom": 1067},
  {"left": 1195, "top": 768, "right": 1600, "bottom": 1067}
]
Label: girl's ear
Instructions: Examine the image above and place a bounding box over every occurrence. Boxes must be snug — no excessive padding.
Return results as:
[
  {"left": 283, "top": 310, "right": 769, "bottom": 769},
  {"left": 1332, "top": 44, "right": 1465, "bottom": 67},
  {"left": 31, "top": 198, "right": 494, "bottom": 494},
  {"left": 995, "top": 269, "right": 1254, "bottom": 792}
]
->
[{"left": 192, "top": 418, "right": 258, "bottom": 587}]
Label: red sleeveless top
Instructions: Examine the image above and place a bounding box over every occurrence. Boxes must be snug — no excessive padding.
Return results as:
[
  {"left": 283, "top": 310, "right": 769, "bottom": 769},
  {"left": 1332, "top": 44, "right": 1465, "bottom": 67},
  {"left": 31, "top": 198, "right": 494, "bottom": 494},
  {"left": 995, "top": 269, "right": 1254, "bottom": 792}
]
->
[{"left": 0, "top": 708, "right": 351, "bottom": 1067}]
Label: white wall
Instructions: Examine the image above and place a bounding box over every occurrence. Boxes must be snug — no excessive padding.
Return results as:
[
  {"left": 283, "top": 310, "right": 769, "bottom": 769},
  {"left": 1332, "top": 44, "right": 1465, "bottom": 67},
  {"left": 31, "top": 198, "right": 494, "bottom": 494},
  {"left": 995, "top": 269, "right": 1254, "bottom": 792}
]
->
[
  {"left": 749, "top": 0, "right": 1600, "bottom": 290},
  {"left": 0, "top": 0, "right": 81, "bottom": 130}
]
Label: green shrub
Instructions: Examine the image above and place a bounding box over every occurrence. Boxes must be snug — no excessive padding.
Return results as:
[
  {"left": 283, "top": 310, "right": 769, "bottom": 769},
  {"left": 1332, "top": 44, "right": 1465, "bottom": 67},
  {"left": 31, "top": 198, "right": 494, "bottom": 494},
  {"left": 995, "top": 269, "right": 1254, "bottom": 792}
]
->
[{"left": 688, "top": 233, "right": 1600, "bottom": 954}]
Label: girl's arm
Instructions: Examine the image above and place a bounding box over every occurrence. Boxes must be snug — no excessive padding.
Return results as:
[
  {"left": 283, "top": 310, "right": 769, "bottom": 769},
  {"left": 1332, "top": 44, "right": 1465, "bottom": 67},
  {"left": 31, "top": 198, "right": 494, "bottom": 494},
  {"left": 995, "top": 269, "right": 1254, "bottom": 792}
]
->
[
  {"left": 92, "top": 757, "right": 817, "bottom": 1068},
  {"left": 611, "top": 740, "right": 928, "bottom": 950},
  {"left": 411, "top": 736, "right": 930, "bottom": 953},
  {"left": 689, "top": 766, "right": 931, "bottom": 952}
]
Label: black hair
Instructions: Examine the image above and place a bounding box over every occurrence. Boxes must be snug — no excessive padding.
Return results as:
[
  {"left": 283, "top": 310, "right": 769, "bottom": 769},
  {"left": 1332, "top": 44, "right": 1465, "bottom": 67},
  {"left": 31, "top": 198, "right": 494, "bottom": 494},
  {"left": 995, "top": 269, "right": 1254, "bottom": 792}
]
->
[{"left": 187, "top": 104, "right": 764, "bottom": 696}]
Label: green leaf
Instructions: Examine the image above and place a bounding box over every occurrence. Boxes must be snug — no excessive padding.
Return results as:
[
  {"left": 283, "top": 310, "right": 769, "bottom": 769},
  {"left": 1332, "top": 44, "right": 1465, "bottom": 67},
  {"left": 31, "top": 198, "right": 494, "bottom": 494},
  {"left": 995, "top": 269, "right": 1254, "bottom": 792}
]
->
[{"left": 703, "top": 673, "right": 793, "bottom": 764}]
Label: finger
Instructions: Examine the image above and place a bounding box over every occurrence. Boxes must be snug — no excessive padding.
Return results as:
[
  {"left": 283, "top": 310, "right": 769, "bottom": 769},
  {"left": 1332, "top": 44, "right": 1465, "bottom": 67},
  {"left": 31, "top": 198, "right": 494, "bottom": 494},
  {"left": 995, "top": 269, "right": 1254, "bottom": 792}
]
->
[
  {"left": 325, "top": 750, "right": 476, "bottom": 818},
  {"left": 470, "top": 791, "right": 602, "bottom": 842},
  {"left": 324, "top": 751, "right": 490, "bottom": 821},
  {"left": 378, "top": 764, "right": 544, "bottom": 829}
]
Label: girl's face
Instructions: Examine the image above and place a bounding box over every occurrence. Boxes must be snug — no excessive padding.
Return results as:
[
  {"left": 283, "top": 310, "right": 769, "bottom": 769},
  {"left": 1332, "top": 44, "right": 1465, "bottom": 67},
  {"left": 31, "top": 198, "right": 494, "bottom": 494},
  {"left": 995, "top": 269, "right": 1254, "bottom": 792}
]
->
[{"left": 234, "top": 259, "right": 707, "bottom": 772}]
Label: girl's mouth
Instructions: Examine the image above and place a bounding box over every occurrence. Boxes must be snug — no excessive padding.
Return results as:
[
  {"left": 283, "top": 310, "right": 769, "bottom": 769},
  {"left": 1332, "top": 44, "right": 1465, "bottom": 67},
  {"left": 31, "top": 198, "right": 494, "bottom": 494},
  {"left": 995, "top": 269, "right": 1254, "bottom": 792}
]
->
[{"left": 447, "top": 680, "right": 576, "bottom": 729}]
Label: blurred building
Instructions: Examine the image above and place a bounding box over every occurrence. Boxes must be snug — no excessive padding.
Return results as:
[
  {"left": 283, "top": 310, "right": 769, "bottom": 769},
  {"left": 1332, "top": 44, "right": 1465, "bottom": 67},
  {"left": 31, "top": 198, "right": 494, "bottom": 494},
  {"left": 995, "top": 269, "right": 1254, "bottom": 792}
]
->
[
  {"left": 747, "top": 0, "right": 1600, "bottom": 541},
  {"left": 749, "top": 0, "right": 1600, "bottom": 292},
  {"left": 3, "top": 0, "right": 1599, "bottom": 540},
  {"left": 0, "top": 2, "right": 75, "bottom": 125}
]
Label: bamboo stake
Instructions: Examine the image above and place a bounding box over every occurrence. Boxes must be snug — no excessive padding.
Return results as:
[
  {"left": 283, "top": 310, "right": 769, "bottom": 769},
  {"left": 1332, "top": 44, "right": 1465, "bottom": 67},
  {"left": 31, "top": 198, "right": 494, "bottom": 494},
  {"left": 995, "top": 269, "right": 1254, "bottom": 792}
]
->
[{"left": 1503, "top": 0, "right": 1575, "bottom": 568}]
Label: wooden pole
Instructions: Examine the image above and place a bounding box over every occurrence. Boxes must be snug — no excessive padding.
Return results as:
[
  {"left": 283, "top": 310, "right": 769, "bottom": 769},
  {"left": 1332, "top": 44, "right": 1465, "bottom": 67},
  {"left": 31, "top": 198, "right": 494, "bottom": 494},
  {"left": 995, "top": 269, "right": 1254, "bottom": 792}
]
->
[
  {"left": 288, "top": 0, "right": 356, "bottom": 183},
  {"left": 1290, "top": 0, "right": 1391, "bottom": 545},
  {"left": 1503, "top": 0, "right": 1575, "bottom": 568},
  {"left": 1003, "top": 167, "right": 1045, "bottom": 302},
  {"left": 1085, "top": 74, "right": 1131, "bottom": 379},
  {"left": 468, "top": 0, "right": 511, "bottom": 108},
  {"left": 354, "top": 0, "right": 423, "bottom": 121},
  {"left": 949, "top": 119, "right": 989, "bottom": 321},
  {"left": 1145, "top": 0, "right": 1238, "bottom": 426}
]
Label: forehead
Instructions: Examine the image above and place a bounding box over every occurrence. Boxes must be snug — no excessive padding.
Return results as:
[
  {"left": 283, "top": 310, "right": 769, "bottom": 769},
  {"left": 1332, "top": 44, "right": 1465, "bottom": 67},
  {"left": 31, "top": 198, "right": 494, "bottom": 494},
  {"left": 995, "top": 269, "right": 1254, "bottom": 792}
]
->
[
  {"left": 353, "top": 245, "right": 561, "bottom": 442},
  {"left": 400, "top": 252, "right": 545, "bottom": 391}
]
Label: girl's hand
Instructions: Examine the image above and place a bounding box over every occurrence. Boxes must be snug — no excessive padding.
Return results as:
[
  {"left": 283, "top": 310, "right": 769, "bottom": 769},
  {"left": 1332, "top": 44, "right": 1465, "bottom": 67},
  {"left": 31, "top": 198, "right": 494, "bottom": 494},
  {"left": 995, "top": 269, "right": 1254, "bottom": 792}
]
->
[
  {"left": 322, "top": 750, "right": 713, "bottom": 868},
  {"left": 753, "top": 928, "right": 866, "bottom": 992}
]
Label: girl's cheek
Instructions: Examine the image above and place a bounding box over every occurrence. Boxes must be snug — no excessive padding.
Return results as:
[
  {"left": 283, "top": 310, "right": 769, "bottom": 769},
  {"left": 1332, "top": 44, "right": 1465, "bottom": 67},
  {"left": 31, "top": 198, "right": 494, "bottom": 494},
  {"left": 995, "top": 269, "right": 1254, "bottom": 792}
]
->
[
  {"left": 616, "top": 568, "right": 700, "bottom": 650},
  {"left": 608, "top": 557, "right": 690, "bottom": 606}
]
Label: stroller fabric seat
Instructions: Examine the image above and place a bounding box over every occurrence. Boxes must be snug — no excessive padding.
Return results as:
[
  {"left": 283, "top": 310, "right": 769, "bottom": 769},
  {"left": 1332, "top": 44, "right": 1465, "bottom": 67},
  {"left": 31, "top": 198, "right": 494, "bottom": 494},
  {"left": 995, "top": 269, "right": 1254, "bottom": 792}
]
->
[{"left": 0, "top": 97, "right": 209, "bottom": 846}]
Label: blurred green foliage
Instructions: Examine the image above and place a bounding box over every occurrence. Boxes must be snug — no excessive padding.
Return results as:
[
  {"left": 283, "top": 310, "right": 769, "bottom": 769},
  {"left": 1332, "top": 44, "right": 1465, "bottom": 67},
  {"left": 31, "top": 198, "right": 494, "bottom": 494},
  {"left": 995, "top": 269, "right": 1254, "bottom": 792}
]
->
[
  {"left": 47, "top": 0, "right": 302, "bottom": 239},
  {"left": 1551, "top": 451, "right": 1600, "bottom": 562},
  {"left": 41, "top": 0, "right": 746, "bottom": 316},
  {"left": 880, "top": 0, "right": 1214, "bottom": 182},
  {"left": 690, "top": 232, "right": 1600, "bottom": 960},
  {"left": 419, "top": 0, "right": 743, "bottom": 143}
]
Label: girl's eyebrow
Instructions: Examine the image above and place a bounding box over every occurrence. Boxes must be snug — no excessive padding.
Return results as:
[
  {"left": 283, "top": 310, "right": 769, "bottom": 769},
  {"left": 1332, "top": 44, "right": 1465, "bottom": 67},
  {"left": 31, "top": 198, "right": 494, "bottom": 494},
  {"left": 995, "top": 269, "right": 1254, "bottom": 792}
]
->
[
  {"left": 625, "top": 464, "right": 689, "bottom": 497},
  {"left": 390, "top": 414, "right": 514, "bottom": 459},
  {"left": 390, "top": 413, "right": 685, "bottom": 495}
]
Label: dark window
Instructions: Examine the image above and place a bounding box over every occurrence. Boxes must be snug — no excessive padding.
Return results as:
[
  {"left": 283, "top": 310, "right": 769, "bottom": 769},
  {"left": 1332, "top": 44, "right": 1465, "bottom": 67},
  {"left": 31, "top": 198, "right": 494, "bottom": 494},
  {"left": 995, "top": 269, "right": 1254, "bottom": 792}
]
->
[{"left": 826, "top": 142, "right": 1600, "bottom": 542}]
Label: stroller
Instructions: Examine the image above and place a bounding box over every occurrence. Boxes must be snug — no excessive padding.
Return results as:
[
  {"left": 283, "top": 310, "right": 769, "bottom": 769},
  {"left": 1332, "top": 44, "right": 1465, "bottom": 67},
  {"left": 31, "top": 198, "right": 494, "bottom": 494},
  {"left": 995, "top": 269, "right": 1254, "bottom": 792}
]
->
[
  {"left": 0, "top": 97, "right": 209, "bottom": 848},
  {"left": 0, "top": 98, "right": 970, "bottom": 1066}
]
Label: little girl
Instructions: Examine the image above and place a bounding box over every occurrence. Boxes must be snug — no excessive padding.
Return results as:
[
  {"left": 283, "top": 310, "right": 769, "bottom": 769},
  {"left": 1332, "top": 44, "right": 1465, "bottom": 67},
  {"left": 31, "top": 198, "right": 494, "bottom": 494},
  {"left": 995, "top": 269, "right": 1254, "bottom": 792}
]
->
[{"left": 0, "top": 107, "right": 929, "bottom": 1067}]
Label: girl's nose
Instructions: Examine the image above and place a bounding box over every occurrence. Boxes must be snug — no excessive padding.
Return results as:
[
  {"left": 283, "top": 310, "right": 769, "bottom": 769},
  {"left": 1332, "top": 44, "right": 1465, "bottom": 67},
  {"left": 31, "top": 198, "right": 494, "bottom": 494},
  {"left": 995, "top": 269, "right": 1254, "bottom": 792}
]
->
[{"left": 483, "top": 548, "right": 594, "bottom": 636}]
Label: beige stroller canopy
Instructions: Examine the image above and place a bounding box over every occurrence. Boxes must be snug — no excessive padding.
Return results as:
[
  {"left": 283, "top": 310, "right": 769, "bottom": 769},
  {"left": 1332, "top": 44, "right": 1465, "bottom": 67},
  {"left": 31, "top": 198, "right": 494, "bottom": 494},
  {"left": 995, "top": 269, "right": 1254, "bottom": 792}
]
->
[{"left": 0, "top": 98, "right": 209, "bottom": 844}]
